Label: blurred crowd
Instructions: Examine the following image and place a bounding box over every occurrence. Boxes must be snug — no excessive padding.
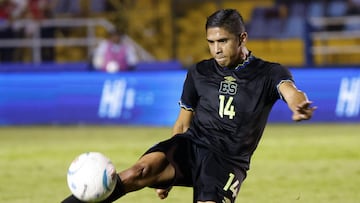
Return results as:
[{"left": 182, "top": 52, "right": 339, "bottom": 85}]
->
[
  {"left": 0, "top": 0, "right": 359, "bottom": 68},
  {"left": 248, "top": 0, "right": 360, "bottom": 38},
  {"left": 0, "top": 0, "right": 114, "bottom": 63},
  {"left": 0, "top": 0, "right": 54, "bottom": 62}
]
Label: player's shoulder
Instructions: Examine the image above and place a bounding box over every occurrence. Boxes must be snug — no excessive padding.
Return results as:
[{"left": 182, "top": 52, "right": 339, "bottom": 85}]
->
[
  {"left": 252, "top": 56, "right": 288, "bottom": 73},
  {"left": 185, "top": 58, "right": 216, "bottom": 77},
  {"left": 252, "top": 56, "right": 281, "bottom": 68},
  {"left": 191, "top": 58, "right": 214, "bottom": 69},
  {"left": 197, "top": 58, "right": 215, "bottom": 66},
  {"left": 252, "top": 57, "right": 293, "bottom": 83}
]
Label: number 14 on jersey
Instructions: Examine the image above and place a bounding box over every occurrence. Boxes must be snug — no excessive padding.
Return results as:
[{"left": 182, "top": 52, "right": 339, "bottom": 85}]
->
[{"left": 219, "top": 95, "right": 235, "bottom": 119}]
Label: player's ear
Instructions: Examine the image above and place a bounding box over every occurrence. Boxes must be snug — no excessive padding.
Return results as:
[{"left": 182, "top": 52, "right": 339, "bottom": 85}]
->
[{"left": 239, "top": 32, "right": 247, "bottom": 45}]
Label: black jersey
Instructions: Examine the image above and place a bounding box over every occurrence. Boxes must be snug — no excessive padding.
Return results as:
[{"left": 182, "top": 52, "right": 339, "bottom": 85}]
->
[{"left": 179, "top": 55, "right": 293, "bottom": 170}]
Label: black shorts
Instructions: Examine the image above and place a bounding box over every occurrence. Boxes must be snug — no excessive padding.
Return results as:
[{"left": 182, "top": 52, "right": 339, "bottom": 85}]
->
[{"left": 144, "top": 135, "right": 247, "bottom": 203}]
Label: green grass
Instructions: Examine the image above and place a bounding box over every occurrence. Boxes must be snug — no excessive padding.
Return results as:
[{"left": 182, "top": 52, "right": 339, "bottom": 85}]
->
[{"left": 0, "top": 124, "right": 359, "bottom": 203}]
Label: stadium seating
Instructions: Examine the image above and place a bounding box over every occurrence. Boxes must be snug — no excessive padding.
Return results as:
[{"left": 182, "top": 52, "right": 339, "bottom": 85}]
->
[
  {"left": 327, "top": 0, "right": 348, "bottom": 17},
  {"left": 0, "top": 0, "right": 358, "bottom": 68},
  {"left": 307, "top": 2, "right": 325, "bottom": 17}
]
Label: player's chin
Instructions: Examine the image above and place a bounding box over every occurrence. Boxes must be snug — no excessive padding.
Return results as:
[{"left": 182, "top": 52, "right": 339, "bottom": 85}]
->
[{"left": 215, "top": 58, "right": 228, "bottom": 67}]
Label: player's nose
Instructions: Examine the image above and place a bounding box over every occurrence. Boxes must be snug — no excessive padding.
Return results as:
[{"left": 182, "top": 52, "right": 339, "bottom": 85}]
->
[{"left": 214, "top": 42, "right": 222, "bottom": 54}]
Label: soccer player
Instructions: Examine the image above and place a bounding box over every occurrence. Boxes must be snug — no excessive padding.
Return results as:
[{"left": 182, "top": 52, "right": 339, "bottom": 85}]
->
[{"left": 62, "top": 8, "right": 316, "bottom": 203}]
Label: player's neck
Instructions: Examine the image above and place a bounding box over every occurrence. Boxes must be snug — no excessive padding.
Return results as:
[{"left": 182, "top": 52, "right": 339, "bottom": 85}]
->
[
  {"left": 229, "top": 48, "right": 251, "bottom": 70},
  {"left": 240, "top": 47, "right": 250, "bottom": 61}
]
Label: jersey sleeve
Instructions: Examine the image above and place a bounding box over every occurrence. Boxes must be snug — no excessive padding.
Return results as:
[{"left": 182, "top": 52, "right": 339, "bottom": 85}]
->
[
  {"left": 179, "top": 69, "right": 198, "bottom": 111},
  {"left": 270, "top": 64, "right": 294, "bottom": 101}
]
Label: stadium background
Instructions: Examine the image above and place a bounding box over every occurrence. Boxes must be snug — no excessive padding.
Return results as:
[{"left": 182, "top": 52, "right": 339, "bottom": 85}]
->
[
  {"left": 0, "top": 1, "right": 359, "bottom": 202},
  {"left": 0, "top": 0, "right": 359, "bottom": 125}
]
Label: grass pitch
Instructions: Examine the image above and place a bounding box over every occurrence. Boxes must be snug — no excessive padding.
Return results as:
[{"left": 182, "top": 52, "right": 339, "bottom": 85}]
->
[{"left": 1, "top": 124, "right": 359, "bottom": 203}]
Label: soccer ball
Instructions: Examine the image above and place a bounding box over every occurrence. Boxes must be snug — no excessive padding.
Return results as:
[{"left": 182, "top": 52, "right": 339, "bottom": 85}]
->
[{"left": 67, "top": 152, "right": 117, "bottom": 202}]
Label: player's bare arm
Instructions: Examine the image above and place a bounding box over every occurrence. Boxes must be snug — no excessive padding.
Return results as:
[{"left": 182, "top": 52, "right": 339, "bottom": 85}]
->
[
  {"left": 172, "top": 108, "right": 194, "bottom": 135},
  {"left": 278, "top": 81, "right": 317, "bottom": 121}
]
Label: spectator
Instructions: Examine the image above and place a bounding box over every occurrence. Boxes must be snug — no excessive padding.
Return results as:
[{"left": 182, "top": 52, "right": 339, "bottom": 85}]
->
[
  {"left": 0, "top": 0, "right": 17, "bottom": 62},
  {"left": 92, "top": 28, "right": 139, "bottom": 73},
  {"left": 23, "top": 0, "right": 56, "bottom": 61},
  {"left": 53, "top": 0, "right": 81, "bottom": 17},
  {"left": 346, "top": 0, "right": 360, "bottom": 15}
]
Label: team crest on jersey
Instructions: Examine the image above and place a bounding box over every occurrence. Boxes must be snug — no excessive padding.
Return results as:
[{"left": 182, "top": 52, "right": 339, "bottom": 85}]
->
[
  {"left": 224, "top": 76, "right": 236, "bottom": 82},
  {"left": 219, "top": 76, "right": 237, "bottom": 95}
]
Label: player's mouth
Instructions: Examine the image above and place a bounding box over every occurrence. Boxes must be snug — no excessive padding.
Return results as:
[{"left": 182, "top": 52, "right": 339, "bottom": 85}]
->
[{"left": 215, "top": 57, "right": 227, "bottom": 65}]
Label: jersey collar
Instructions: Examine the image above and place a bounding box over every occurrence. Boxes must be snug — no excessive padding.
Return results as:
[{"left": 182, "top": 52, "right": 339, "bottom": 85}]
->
[
  {"left": 222, "top": 52, "right": 254, "bottom": 71},
  {"left": 234, "top": 52, "right": 254, "bottom": 70}
]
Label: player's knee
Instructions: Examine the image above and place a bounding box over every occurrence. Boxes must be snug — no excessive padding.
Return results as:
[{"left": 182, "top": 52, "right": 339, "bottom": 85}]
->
[
  {"left": 120, "top": 152, "right": 169, "bottom": 184},
  {"left": 126, "top": 162, "right": 152, "bottom": 180},
  {"left": 117, "top": 162, "right": 155, "bottom": 193},
  {"left": 137, "top": 161, "right": 154, "bottom": 178},
  {"left": 129, "top": 163, "right": 147, "bottom": 179}
]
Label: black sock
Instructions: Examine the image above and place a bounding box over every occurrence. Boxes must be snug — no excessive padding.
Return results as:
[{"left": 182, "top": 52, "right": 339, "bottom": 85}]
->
[
  {"left": 61, "top": 195, "right": 84, "bottom": 203},
  {"left": 61, "top": 175, "right": 126, "bottom": 203},
  {"left": 100, "top": 175, "right": 126, "bottom": 203}
]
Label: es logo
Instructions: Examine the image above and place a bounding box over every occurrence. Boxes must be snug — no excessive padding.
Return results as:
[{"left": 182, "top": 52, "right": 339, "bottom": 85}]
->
[{"left": 219, "top": 76, "right": 237, "bottom": 95}]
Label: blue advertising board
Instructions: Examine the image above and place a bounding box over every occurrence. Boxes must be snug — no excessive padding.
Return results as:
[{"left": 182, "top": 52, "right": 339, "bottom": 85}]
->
[
  {"left": 269, "top": 68, "right": 360, "bottom": 122},
  {"left": 0, "top": 68, "right": 359, "bottom": 126}
]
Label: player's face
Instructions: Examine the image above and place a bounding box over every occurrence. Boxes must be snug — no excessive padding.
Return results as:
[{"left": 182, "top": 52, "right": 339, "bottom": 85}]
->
[{"left": 206, "top": 27, "right": 244, "bottom": 68}]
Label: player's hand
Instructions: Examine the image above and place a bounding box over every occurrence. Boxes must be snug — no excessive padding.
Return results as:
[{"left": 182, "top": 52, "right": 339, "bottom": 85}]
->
[
  {"left": 156, "top": 187, "right": 172, "bottom": 199},
  {"left": 292, "top": 101, "right": 317, "bottom": 121}
]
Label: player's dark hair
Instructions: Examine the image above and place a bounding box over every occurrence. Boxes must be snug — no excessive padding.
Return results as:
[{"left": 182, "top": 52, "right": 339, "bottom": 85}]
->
[{"left": 206, "top": 9, "right": 246, "bottom": 35}]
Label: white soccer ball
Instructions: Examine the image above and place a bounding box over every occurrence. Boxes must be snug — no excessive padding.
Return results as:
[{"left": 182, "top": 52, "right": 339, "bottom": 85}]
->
[{"left": 67, "top": 152, "right": 117, "bottom": 202}]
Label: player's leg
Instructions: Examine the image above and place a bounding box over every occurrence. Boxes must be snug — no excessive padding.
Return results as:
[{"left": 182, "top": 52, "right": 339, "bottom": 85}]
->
[
  {"left": 118, "top": 151, "right": 175, "bottom": 193},
  {"left": 62, "top": 135, "right": 193, "bottom": 203},
  {"left": 61, "top": 151, "right": 175, "bottom": 203}
]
